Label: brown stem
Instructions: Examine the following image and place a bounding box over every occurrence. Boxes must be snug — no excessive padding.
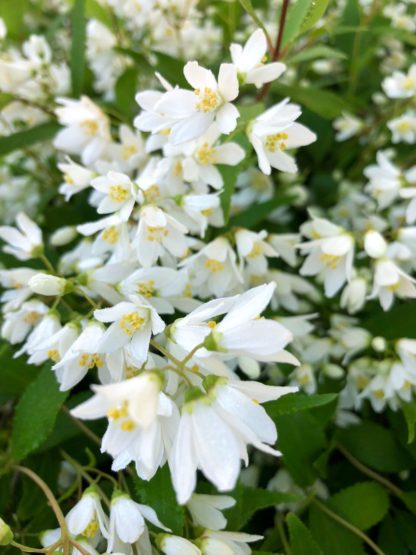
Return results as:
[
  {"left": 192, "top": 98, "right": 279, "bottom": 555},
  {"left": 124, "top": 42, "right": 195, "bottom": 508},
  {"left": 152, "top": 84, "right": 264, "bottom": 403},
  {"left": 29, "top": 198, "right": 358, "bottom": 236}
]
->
[{"left": 257, "top": 0, "right": 290, "bottom": 101}]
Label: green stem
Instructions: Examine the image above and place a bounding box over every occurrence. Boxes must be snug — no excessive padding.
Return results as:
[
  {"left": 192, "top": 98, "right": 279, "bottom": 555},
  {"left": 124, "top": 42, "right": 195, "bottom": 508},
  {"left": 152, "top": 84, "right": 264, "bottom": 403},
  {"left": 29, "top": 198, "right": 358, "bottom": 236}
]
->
[
  {"left": 62, "top": 405, "right": 102, "bottom": 446},
  {"left": 337, "top": 445, "right": 403, "bottom": 498},
  {"left": 39, "top": 254, "right": 56, "bottom": 274},
  {"left": 277, "top": 513, "right": 291, "bottom": 555},
  {"left": 11, "top": 540, "right": 49, "bottom": 553},
  {"left": 15, "top": 466, "right": 68, "bottom": 537},
  {"left": 312, "top": 499, "right": 386, "bottom": 555}
]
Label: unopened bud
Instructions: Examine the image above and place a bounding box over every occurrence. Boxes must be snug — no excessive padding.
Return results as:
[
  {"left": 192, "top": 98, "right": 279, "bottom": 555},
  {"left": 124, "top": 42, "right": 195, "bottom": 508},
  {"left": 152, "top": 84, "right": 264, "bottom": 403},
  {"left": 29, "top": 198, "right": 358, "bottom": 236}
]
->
[
  {"left": 29, "top": 273, "right": 68, "bottom": 296},
  {"left": 0, "top": 518, "right": 13, "bottom": 546},
  {"left": 364, "top": 230, "right": 387, "bottom": 259},
  {"left": 372, "top": 336, "right": 387, "bottom": 352},
  {"left": 50, "top": 226, "right": 77, "bottom": 246}
]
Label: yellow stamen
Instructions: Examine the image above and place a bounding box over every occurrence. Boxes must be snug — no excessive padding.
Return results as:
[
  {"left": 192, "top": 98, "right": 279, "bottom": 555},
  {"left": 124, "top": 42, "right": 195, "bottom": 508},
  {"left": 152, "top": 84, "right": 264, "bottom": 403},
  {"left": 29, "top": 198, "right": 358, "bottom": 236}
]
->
[
  {"left": 102, "top": 226, "right": 120, "bottom": 245},
  {"left": 195, "top": 87, "right": 220, "bottom": 112},
  {"left": 204, "top": 259, "right": 224, "bottom": 272},
  {"left": 119, "top": 312, "right": 145, "bottom": 336},
  {"left": 109, "top": 185, "right": 129, "bottom": 203},
  {"left": 137, "top": 279, "right": 155, "bottom": 298},
  {"left": 197, "top": 143, "right": 217, "bottom": 165}
]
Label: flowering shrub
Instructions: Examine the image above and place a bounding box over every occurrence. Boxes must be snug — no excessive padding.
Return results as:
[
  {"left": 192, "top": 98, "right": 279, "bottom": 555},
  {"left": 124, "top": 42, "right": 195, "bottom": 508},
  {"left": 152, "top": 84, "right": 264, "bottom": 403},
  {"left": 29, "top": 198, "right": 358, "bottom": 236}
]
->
[{"left": 1, "top": 0, "right": 416, "bottom": 553}]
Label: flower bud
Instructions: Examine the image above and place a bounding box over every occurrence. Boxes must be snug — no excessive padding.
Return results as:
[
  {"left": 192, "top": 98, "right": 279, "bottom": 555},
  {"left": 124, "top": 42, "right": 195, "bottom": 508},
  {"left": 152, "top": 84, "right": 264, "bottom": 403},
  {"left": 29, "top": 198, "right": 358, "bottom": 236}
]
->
[
  {"left": 340, "top": 277, "right": 367, "bottom": 314},
  {"left": 157, "top": 534, "right": 201, "bottom": 555},
  {"left": 29, "top": 273, "right": 68, "bottom": 296},
  {"left": 0, "top": 518, "right": 13, "bottom": 546},
  {"left": 364, "top": 230, "right": 387, "bottom": 258},
  {"left": 372, "top": 336, "right": 387, "bottom": 352},
  {"left": 50, "top": 226, "right": 77, "bottom": 246}
]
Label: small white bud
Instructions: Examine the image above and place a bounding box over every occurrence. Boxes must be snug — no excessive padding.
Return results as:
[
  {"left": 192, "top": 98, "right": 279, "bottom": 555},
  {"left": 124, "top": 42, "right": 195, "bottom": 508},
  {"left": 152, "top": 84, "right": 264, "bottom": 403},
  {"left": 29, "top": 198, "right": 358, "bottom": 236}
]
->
[
  {"left": 158, "top": 534, "right": 201, "bottom": 555},
  {"left": 340, "top": 277, "right": 367, "bottom": 314},
  {"left": 50, "top": 226, "right": 77, "bottom": 246},
  {"left": 372, "top": 336, "right": 387, "bottom": 352},
  {"left": 0, "top": 518, "right": 13, "bottom": 546},
  {"left": 323, "top": 363, "right": 344, "bottom": 379},
  {"left": 29, "top": 273, "right": 68, "bottom": 296},
  {"left": 364, "top": 230, "right": 387, "bottom": 258},
  {"left": 0, "top": 18, "right": 6, "bottom": 41}
]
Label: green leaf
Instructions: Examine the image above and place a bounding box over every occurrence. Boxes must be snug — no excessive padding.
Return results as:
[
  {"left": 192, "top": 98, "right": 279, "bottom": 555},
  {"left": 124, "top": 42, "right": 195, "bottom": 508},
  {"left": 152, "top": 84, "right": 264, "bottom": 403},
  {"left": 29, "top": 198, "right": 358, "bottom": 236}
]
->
[
  {"left": 134, "top": 465, "right": 185, "bottom": 535},
  {"left": 229, "top": 192, "right": 294, "bottom": 229},
  {"left": 378, "top": 515, "right": 408, "bottom": 555},
  {"left": 115, "top": 66, "right": 139, "bottom": 119},
  {"left": 0, "top": 122, "right": 60, "bottom": 157},
  {"left": 329, "top": 482, "right": 389, "bottom": 531},
  {"left": 283, "top": 0, "right": 329, "bottom": 48},
  {"left": 337, "top": 421, "right": 415, "bottom": 473},
  {"left": 274, "top": 411, "right": 327, "bottom": 486},
  {"left": 0, "top": 0, "right": 29, "bottom": 39},
  {"left": 309, "top": 504, "right": 365, "bottom": 555},
  {"left": 238, "top": 0, "right": 271, "bottom": 46},
  {"left": 266, "top": 393, "right": 338, "bottom": 419},
  {"left": 85, "top": 0, "right": 113, "bottom": 27},
  {"left": 155, "top": 53, "right": 187, "bottom": 88},
  {"left": 11, "top": 366, "right": 68, "bottom": 461},
  {"left": 287, "top": 513, "right": 323, "bottom": 555},
  {"left": 365, "top": 303, "right": 416, "bottom": 339},
  {"left": 226, "top": 483, "right": 302, "bottom": 530},
  {"left": 288, "top": 45, "right": 347, "bottom": 64},
  {"left": 272, "top": 83, "right": 353, "bottom": 119},
  {"left": 401, "top": 399, "right": 416, "bottom": 443},
  {"left": 0, "top": 345, "right": 40, "bottom": 398},
  {"left": 219, "top": 164, "right": 241, "bottom": 224},
  {"left": 71, "top": 0, "right": 87, "bottom": 97}
]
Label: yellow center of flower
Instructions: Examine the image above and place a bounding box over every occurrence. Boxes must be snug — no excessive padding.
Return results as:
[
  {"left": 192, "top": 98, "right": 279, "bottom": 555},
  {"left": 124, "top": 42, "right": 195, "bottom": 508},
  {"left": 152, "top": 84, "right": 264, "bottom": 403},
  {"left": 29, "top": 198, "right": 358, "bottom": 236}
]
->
[
  {"left": 173, "top": 161, "right": 183, "bottom": 176},
  {"left": 146, "top": 225, "right": 168, "bottom": 242},
  {"left": 183, "top": 283, "right": 192, "bottom": 297},
  {"left": 373, "top": 389, "right": 385, "bottom": 399},
  {"left": 207, "top": 320, "right": 217, "bottom": 329},
  {"left": 197, "top": 143, "right": 217, "bottom": 165},
  {"left": 319, "top": 253, "right": 340, "bottom": 270},
  {"left": 397, "top": 121, "right": 412, "bottom": 133},
  {"left": 356, "top": 375, "right": 370, "bottom": 390},
  {"left": 204, "top": 259, "right": 224, "bottom": 272},
  {"left": 404, "top": 77, "right": 415, "bottom": 90},
  {"left": 248, "top": 243, "right": 263, "bottom": 258},
  {"left": 24, "top": 311, "right": 41, "bottom": 325},
  {"left": 81, "top": 119, "right": 99, "bottom": 136},
  {"left": 265, "top": 132, "right": 289, "bottom": 152},
  {"left": 137, "top": 279, "right": 155, "bottom": 298},
  {"left": 195, "top": 87, "right": 220, "bottom": 112},
  {"left": 83, "top": 518, "right": 99, "bottom": 538},
  {"left": 160, "top": 128, "right": 171, "bottom": 136},
  {"left": 102, "top": 226, "right": 120, "bottom": 244},
  {"left": 78, "top": 353, "right": 104, "bottom": 369},
  {"left": 119, "top": 312, "right": 145, "bottom": 336},
  {"left": 120, "top": 419, "right": 136, "bottom": 432},
  {"left": 107, "top": 400, "right": 129, "bottom": 420},
  {"left": 47, "top": 349, "right": 60, "bottom": 362},
  {"left": 143, "top": 185, "right": 161, "bottom": 202},
  {"left": 298, "top": 372, "right": 311, "bottom": 386},
  {"left": 109, "top": 185, "right": 129, "bottom": 203},
  {"left": 64, "top": 174, "right": 75, "bottom": 185},
  {"left": 201, "top": 208, "right": 214, "bottom": 217},
  {"left": 122, "top": 144, "right": 138, "bottom": 160}
]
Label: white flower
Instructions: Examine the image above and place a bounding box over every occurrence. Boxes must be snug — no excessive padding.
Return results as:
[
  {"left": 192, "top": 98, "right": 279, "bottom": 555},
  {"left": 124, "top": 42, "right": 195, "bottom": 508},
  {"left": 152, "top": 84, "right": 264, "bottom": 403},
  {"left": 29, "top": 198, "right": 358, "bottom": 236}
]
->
[
  {"left": 108, "top": 494, "right": 170, "bottom": 553},
  {"left": 136, "top": 206, "right": 188, "bottom": 267},
  {"left": 199, "top": 530, "right": 262, "bottom": 554},
  {"left": 0, "top": 212, "right": 43, "bottom": 260},
  {"left": 54, "top": 96, "right": 111, "bottom": 165},
  {"left": 90, "top": 171, "right": 137, "bottom": 221},
  {"left": 235, "top": 229, "right": 277, "bottom": 275},
  {"left": 159, "top": 535, "right": 201, "bottom": 555},
  {"left": 0, "top": 267, "right": 38, "bottom": 312},
  {"left": 52, "top": 322, "right": 108, "bottom": 390},
  {"left": 176, "top": 125, "right": 245, "bottom": 189},
  {"left": 187, "top": 494, "right": 235, "bottom": 530},
  {"left": 388, "top": 111, "right": 416, "bottom": 144},
  {"left": 1, "top": 300, "right": 48, "bottom": 344},
  {"left": 71, "top": 372, "right": 163, "bottom": 432},
  {"left": 382, "top": 64, "right": 416, "bottom": 98},
  {"left": 0, "top": 18, "right": 7, "bottom": 41},
  {"left": 299, "top": 218, "right": 355, "bottom": 297},
  {"left": 333, "top": 112, "right": 363, "bottom": 141},
  {"left": 28, "top": 273, "right": 68, "bottom": 296},
  {"left": 340, "top": 276, "right": 367, "bottom": 314},
  {"left": 28, "top": 321, "right": 79, "bottom": 366},
  {"left": 58, "top": 158, "right": 95, "bottom": 201},
  {"left": 144, "top": 62, "right": 240, "bottom": 144},
  {"left": 248, "top": 98, "right": 316, "bottom": 175},
  {"left": 371, "top": 258, "right": 416, "bottom": 310},
  {"left": 120, "top": 267, "right": 187, "bottom": 314},
  {"left": 170, "top": 377, "right": 296, "bottom": 503},
  {"left": 14, "top": 311, "right": 61, "bottom": 359},
  {"left": 173, "top": 283, "right": 297, "bottom": 364},
  {"left": 181, "top": 237, "right": 242, "bottom": 298},
  {"left": 364, "top": 151, "right": 402, "bottom": 208},
  {"left": 230, "top": 29, "right": 286, "bottom": 88},
  {"left": 363, "top": 230, "right": 387, "bottom": 258},
  {"left": 66, "top": 487, "right": 109, "bottom": 540}
]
